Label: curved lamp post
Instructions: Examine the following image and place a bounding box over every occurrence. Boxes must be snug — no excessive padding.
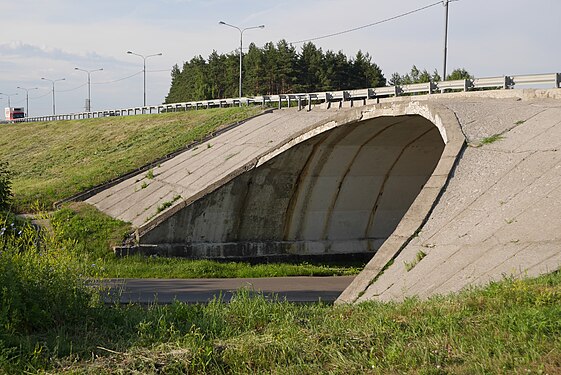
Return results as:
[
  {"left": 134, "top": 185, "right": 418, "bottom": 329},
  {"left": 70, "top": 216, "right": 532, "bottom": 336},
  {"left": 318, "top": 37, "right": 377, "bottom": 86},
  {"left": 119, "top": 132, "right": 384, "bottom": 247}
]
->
[
  {"left": 219, "top": 21, "right": 265, "bottom": 98},
  {"left": 127, "top": 51, "right": 162, "bottom": 106},
  {"left": 41, "top": 77, "right": 65, "bottom": 115},
  {"left": 16, "top": 87, "right": 38, "bottom": 117},
  {"left": 75, "top": 67, "right": 103, "bottom": 112}
]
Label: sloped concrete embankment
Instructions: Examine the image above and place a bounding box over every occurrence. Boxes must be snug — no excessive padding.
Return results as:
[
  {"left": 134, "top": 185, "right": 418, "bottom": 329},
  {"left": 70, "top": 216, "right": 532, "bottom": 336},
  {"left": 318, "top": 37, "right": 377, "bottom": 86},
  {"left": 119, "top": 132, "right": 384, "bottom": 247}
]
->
[
  {"left": 88, "top": 102, "right": 463, "bottom": 261},
  {"left": 339, "top": 93, "right": 561, "bottom": 303}
]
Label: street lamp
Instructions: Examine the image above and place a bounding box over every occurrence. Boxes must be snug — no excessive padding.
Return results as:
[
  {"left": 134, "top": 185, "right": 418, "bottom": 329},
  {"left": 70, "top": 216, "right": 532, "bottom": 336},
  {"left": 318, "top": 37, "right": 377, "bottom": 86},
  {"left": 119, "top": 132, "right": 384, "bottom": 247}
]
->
[
  {"left": 127, "top": 51, "right": 162, "bottom": 107},
  {"left": 41, "top": 77, "right": 65, "bottom": 115},
  {"left": 0, "top": 92, "right": 18, "bottom": 108},
  {"left": 442, "top": 0, "right": 452, "bottom": 81},
  {"left": 16, "top": 86, "right": 38, "bottom": 117},
  {"left": 75, "top": 67, "right": 103, "bottom": 112},
  {"left": 219, "top": 21, "right": 265, "bottom": 98}
]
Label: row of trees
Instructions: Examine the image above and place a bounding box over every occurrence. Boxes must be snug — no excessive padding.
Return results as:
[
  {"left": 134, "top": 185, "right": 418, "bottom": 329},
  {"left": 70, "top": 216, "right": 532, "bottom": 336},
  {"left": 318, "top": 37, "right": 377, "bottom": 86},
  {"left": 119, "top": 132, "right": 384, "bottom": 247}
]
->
[
  {"left": 165, "top": 41, "right": 386, "bottom": 103},
  {"left": 165, "top": 40, "right": 472, "bottom": 103},
  {"left": 388, "top": 66, "right": 472, "bottom": 86}
]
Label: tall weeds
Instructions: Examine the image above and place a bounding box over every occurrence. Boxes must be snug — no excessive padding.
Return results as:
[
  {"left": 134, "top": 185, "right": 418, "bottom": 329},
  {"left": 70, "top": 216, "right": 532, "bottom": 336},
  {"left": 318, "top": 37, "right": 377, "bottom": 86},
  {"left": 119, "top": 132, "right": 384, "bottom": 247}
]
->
[
  {"left": 0, "top": 161, "right": 12, "bottom": 211},
  {"left": 0, "top": 211, "right": 97, "bottom": 336}
]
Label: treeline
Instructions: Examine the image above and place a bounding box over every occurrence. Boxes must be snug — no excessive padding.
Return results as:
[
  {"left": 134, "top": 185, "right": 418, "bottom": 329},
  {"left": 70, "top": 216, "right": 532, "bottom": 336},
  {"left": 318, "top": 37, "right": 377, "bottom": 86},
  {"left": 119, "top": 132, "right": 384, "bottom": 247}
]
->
[
  {"left": 165, "top": 40, "right": 386, "bottom": 103},
  {"left": 389, "top": 65, "right": 472, "bottom": 86},
  {"left": 165, "top": 39, "right": 473, "bottom": 103}
]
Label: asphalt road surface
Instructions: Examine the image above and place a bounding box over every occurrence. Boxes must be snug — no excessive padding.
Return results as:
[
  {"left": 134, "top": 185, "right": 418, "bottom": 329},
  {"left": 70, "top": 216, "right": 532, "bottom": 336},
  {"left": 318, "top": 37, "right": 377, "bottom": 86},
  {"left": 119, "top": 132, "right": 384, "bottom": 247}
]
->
[{"left": 101, "top": 276, "right": 355, "bottom": 304}]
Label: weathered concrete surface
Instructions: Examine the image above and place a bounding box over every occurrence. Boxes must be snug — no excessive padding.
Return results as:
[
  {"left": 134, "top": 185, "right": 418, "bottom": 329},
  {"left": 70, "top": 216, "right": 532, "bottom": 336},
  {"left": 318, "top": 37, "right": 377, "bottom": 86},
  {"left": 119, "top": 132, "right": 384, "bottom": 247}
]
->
[
  {"left": 87, "top": 88, "right": 561, "bottom": 302},
  {"left": 88, "top": 102, "right": 462, "bottom": 260},
  {"left": 87, "top": 109, "right": 333, "bottom": 227},
  {"left": 339, "top": 92, "right": 561, "bottom": 303}
]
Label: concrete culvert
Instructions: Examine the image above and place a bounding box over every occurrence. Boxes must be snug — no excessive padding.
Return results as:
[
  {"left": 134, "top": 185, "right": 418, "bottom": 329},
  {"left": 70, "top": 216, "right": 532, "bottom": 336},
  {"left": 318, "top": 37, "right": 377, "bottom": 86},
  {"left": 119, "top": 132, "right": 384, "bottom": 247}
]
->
[
  {"left": 134, "top": 103, "right": 460, "bottom": 263},
  {"left": 89, "top": 90, "right": 561, "bottom": 304}
]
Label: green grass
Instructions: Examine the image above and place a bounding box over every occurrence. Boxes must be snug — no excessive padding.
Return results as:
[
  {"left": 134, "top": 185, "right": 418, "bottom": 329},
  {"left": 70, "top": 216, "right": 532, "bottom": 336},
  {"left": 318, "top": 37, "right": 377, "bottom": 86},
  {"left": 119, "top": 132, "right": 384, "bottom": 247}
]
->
[
  {"left": 404, "top": 250, "right": 427, "bottom": 271},
  {"left": 0, "top": 210, "right": 97, "bottom": 352},
  {"left": 147, "top": 194, "right": 183, "bottom": 221},
  {"left": 0, "top": 107, "right": 261, "bottom": 211},
  {"left": 98, "top": 255, "right": 362, "bottom": 278},
  {"left": 3, "top": 207, "right": 561, "bottom": 374},
  {"left": 4, "top": 270, "right": 561, "bottom": 374},
  {"left": 475, "top": 119, "right": 526, "bottom": 147},
  {"left": 51, "top": 203, "right": 363, "bottom": 278},
  {"left": 479, "top": 133, "right": 504, "bottom": 146},
  {"left": 51, "top": 203, "right": 132, "bottom": 260},
  {"left": 145, "top": 168, "right": 155, "bottom": 180}
]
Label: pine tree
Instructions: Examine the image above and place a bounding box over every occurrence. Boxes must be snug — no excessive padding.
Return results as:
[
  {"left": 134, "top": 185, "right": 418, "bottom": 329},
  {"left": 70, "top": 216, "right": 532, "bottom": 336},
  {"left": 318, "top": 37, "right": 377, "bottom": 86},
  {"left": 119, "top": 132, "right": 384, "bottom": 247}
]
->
[
  {"left": 165, "top": 40, "right": 391, "bottom": 102},
  {"left": 297, "top": 42, "right": 324, "bottom": 92},
  {"left": 446, "top": 68, "right": 472, "bottom": 81},
  {"left": 243, "top": 43, "right": 265, "bottom": 96}
]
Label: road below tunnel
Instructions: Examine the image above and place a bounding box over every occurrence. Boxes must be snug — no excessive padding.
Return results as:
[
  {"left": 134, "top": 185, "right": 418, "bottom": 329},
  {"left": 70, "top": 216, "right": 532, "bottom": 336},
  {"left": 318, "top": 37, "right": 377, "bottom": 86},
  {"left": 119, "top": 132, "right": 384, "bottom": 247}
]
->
[{"left": 100, "top": 276, "right": 355, "bottom": 304}]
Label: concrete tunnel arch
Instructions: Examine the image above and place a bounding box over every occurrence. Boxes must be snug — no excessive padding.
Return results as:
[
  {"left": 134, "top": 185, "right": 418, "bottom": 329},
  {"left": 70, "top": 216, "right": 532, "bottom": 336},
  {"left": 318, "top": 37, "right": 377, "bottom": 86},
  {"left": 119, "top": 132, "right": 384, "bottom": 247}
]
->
[{"left": 137, "top": 102, "right": 465, "bottom": 261}]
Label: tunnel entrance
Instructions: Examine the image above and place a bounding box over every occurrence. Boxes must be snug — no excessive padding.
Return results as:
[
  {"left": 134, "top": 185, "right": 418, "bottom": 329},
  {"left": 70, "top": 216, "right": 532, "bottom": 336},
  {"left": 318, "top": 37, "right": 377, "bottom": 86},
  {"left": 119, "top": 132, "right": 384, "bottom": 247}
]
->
[{"left": 138, "top": 114, "right": 445, "bottom": 260}]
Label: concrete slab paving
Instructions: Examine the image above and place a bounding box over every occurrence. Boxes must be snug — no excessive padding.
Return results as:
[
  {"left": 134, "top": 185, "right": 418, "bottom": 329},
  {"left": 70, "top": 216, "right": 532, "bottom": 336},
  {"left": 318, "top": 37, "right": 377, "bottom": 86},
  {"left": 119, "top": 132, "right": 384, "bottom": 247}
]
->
[
  {"left": 87, "top": 109, "right": 335, "bottom": 228},
  {"left": 348, "top": 94, "right": 561, "bottom": 303}
]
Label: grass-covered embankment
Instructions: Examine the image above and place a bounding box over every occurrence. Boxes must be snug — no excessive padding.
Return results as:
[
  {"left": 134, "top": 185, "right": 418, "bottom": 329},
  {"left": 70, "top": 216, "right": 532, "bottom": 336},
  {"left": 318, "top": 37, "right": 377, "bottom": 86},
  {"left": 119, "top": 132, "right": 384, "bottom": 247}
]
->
[
  {"left": 0, "top": 107, "right": 261, "bottom": 211},
  {"left": 2, "top": 108, "right": 362, "bottom": 279}
]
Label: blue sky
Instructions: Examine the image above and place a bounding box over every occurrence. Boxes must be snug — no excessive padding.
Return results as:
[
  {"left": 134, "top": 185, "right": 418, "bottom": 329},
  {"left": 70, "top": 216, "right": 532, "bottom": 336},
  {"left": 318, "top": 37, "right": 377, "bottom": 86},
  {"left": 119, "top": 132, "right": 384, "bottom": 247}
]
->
[{"left": 1, "top": 0, "right": 560, "bottom": 117}]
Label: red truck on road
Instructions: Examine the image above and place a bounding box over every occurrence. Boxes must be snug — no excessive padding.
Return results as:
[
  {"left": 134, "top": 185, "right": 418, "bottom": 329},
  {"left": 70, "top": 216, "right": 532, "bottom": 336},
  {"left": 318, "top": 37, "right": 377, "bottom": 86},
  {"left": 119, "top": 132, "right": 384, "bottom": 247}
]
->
[{"left": 4, "top": 107, "right": 25, "bottom": 122}]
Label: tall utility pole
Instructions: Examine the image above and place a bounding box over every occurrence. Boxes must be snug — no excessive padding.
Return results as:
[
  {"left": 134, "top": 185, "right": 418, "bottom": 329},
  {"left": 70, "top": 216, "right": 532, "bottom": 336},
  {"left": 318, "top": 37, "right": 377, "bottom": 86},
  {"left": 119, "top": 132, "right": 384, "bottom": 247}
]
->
[
  {"left": 41, "top": 77, "right": 65, "bottom": 115},
  {"left": 16, "top": 86, "right": 38, "bottom": 117},
  {"left": 75, "top": 67, "right": 103, "bottom": 112},
  {"left": 442, "top": 0, "right": 450, "bottom": 81},
  {"left": 219, "top": 21, "right": 265, "bottom": 99},
  {"left": 127, "top": 51, "right": 162, "bottom": 107}
]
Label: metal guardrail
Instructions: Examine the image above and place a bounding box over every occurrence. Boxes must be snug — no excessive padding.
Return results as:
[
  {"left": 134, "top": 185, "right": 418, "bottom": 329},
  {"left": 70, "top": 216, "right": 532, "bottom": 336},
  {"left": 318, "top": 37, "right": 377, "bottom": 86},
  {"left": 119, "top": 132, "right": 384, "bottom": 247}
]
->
[
  {"left": 436, "top": 79, "right": 470, "bottom": 92},
  {"left": 13, "top": 72, "right": 561, "bottom": 123},
  {"left": 511, "top": 73, "right": 560, "bottom": 87},
  {"left": 472, "top": 76, "right": 511, "bottom": 90}
]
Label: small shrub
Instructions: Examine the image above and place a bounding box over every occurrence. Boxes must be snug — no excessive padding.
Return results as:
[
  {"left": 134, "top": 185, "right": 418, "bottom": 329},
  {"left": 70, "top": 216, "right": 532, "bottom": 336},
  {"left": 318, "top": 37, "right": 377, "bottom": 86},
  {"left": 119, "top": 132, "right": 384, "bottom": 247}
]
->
[
  {"left": 146, "top": 169, "right": 155, "bottom": 179},
  {"left": 0, "top": 161, "right": 12, "bottom": 211},
  {"left": 156, "top": 195, "right": 182, "bottom": 214},
  {"left": 0, "top": 212, "right": 96, "bottom": 336},
  {"left": 479, "top": 134, "right": 504, "bottom": 146},
  {"left": 404, "top": 250, "right": 427, "bottom": 271}
]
